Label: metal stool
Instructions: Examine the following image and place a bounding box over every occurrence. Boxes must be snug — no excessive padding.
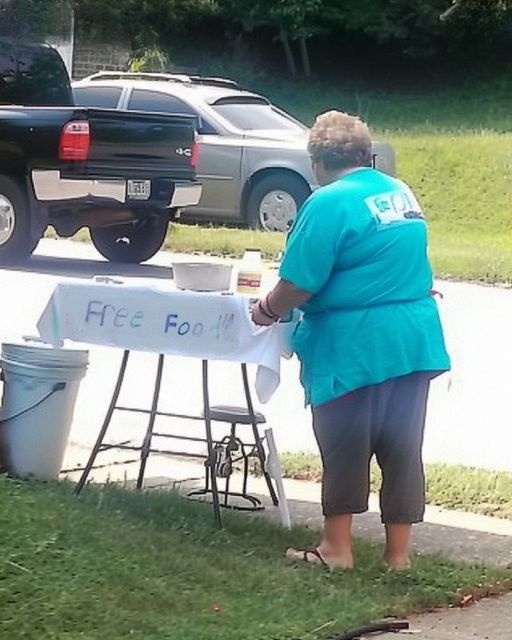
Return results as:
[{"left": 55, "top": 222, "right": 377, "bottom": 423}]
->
[
  {"left": 75, "top": 356, "right": 278, "bottom": 526},
  {"left": 188, "top": 404, "right": 279, "bottom": 511},
  {"left": 74, "top": 354, "right": 225, "bottom": 527}
]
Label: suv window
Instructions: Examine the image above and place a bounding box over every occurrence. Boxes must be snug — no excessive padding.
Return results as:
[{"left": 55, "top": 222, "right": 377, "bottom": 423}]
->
[
  {"left": 73, "top": 86, "right": 122, "bottom": 109},
  {"left": 212, "top": 102, "right": 305, "bottom": 132},
  {"left": 127, "top": 89, "right": 216, "bottom": 134}
]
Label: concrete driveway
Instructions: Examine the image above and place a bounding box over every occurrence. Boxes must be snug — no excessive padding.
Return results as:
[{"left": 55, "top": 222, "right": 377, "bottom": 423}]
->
[{"left": 0, "top": 238, "right": 511, "bottom": 472}]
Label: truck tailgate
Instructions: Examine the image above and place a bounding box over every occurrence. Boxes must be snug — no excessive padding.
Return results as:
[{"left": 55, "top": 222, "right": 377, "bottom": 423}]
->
[{"left": 84, "top": 108, "right": 196, "bottom": 181}]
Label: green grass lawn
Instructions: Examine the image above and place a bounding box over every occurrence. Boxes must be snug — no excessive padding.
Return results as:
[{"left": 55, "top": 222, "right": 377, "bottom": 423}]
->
[
  {"left": 252, "top": 74, "right": 512, "bottom": 132},
  {"left": 163, "top": 222, "right": 285, "bottom": 260},
  {"left": 394, "top": 132, "right": 512, "bottom": 283},
  {"left": 1, "top": 476, "right": 511, "bottom": 640}
]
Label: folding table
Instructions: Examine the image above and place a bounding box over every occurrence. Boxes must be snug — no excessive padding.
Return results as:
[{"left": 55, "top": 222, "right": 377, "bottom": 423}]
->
[{"left": 37, "top": 278, "right": 296, "bottom": 527}]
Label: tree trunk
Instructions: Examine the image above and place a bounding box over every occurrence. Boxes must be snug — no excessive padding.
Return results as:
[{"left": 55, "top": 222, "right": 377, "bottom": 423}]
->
[
  {"left": 279, "top": 30, "right": 297, "bottom": 77},
  {"left": 233, "top": 30, "right": 244, "bottom": 56},
  {"left": 299, "top": 36, "right": 311, "bottom": 77}
]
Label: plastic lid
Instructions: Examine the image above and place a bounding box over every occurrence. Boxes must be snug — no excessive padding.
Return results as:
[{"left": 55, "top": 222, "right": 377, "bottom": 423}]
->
[{"left": 2, "top": 343, "right": 89, "bottom": 368}]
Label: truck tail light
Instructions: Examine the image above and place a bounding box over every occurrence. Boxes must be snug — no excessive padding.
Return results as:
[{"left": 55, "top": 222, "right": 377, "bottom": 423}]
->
[
  {"left": 191, "top": 140, "right": 200, "bottom": 169},
  {"left": 59, "top": 121, "right": 90, "bottom": 161}
]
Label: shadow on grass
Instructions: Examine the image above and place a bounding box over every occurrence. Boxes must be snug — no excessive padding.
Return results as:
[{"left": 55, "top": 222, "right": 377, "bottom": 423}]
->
[{"left": 0, "top": 254, "right": 173, "bottom": 280}]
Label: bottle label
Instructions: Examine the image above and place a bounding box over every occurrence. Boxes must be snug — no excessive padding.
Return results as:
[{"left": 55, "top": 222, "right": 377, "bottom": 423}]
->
[{"left": 237, "top": 271, "right": 261, "bottom": 294}]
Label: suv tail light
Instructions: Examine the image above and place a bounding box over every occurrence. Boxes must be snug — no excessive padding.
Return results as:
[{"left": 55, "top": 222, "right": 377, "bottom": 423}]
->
[
  {"left": 191, "top": 140, "right": 200, "bottom": 169},
  {"left": 59, "top": 121, "right": 90, "bottom": 161}
]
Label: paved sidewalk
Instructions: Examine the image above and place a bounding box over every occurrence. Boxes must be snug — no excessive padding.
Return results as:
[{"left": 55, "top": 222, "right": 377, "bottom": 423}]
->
[{"left": 63, "top": 444, "right": 512, "bottom": 639}]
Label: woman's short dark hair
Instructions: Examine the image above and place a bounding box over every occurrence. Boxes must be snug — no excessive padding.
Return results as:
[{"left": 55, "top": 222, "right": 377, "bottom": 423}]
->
[{"left": 308, "top": 110, "right": 372, "bottom": 171}]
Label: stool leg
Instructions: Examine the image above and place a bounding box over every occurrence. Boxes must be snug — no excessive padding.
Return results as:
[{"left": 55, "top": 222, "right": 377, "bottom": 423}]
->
[
  {"left": 75, "top": 350, "right": 130, "bottom": 495},
  {"left": 222, "top": 424, "right": 237, "bottom": 507},
  {"left": 203, "top": 457, "right": 211, "bottom": 492},
  {"left": 241, "top": 443, "right": 250, "bottom": 498},
  {"left": 136, "top": 354, "right": 164, "bottom": 490},
  {"left": 203, "top": 360, "right": 222, "bottom": 527},
  {"left": 241, "top": 363, "right": 279, "bottom": 506},
  {"left": 223, "top": 460, "right": 231, "bottom": 507}
]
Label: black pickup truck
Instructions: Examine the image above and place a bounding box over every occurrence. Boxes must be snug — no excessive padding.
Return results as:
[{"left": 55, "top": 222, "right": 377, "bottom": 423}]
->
[{"left": 0, "top": 39, "right": 201, "bottom": 263}]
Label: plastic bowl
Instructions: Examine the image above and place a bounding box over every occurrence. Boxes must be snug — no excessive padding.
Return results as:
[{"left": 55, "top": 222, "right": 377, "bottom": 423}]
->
[{"left": 172, "top": 262, "right": 233, "bottom": 292}]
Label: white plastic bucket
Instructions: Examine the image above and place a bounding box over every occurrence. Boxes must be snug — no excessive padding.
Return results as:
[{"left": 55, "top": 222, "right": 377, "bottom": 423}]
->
[{"left": 0, "top": 343, "right": 89, "bottom": 480}]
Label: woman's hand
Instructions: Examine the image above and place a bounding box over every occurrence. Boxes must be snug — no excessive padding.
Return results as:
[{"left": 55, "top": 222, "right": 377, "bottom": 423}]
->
[
  {"left": 251, "top": 281, "right": 311, "bottom": 326},
  {"left": 251, "top": 299, "right": 276, "bottom": 326}
]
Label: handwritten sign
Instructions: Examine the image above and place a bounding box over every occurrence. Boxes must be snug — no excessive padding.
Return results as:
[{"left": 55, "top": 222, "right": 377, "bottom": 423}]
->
[
  {"left": 83, "top": 298, "right": 236, "bottom": 343},
  {"left": 37, "top": 281, "right": 297, "bottom": 402}
]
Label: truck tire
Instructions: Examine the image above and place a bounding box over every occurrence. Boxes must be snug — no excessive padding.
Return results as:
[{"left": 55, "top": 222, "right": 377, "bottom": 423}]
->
[
  {"left": 90, "top": 217, "right": 169, "bottom": 264},
  {"left": 246, "top": 173, "right": 310, "bottom": 233},
  {"left": 0, "top": 176, "right": 34, "bottom": 263}
]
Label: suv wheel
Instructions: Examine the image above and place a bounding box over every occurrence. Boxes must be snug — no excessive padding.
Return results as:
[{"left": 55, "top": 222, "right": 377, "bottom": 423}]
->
[
  {"left": 0, "top": 176, "right": 34, "bottom": 263},
  {"left": 246, "top": 174, "right": 310, "bottom": 232},
  {"left": 90, "top": 217, "right": 169, "bottom": 264}
]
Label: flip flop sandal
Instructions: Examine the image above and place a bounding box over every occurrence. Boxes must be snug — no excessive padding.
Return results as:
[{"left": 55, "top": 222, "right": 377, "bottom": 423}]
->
[{"left": 286, "top": 547, "right": 328, "bottom": 567}]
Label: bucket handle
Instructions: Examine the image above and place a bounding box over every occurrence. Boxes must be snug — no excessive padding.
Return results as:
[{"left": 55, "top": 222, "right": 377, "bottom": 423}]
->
[{"left": 0, "top": 381, "right": 66, "bottom": 424}]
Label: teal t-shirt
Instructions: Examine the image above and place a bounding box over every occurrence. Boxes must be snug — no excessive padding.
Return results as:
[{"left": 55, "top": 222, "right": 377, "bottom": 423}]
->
[{"left": 279, "top": 167, "right": 450, "bottom": 406}]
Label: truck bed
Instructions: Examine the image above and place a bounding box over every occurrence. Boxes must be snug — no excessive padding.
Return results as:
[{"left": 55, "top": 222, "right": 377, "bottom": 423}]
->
[{"left": 0, "top": 106, "right": 197, "bottom": 182}]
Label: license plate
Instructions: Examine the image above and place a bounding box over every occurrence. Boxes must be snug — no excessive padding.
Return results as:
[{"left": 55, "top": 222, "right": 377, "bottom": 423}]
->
[{"left": 127, "top": 180, "right": 151, "bottom": 200}]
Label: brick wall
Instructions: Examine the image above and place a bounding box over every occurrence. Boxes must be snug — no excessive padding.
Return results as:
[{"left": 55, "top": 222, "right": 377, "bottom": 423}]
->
[{"left": 72, "top": 42, "right": 132, "bottom": 80}]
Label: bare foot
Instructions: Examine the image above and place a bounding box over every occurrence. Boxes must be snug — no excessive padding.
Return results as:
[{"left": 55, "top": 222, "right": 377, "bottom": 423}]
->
[
  {"left": 384, "top": 523, "right": 412, "bottom": 571},
  {"left": 318, "top": 544, "right": 354, "bottom": 569},
  {"left": 286, "top": 546, "right": 354, "bottom": 570},
  {"left": 383, "top": 553, "right": 411, "bottom": 571}
]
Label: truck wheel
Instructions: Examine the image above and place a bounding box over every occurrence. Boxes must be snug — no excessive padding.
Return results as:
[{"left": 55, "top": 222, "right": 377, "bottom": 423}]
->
[
  {"left": 0, "top": 176, "right": 33, "bottom": 263},
  {"left": 246, "top": 174, "right": 310, "bottom": 233},
  {"left": 90, "top": 217, "right": 169, "bottom": 264}
]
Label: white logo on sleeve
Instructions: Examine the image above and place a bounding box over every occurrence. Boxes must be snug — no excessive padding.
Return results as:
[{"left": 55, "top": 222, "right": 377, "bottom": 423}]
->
[{"left": 365, "top": 188, "right": 424, "bottom": 225}]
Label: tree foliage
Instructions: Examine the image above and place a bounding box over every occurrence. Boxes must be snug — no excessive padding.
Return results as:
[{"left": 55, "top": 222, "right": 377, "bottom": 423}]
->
[
  {"left": 219, "top": 0, "right": 323, "bottom": 76},
  {"left": 0, "top": 0, "right": 72, "bottom": 39},
  {"left": 4, "top": 0, "right": 512, "bottom": 77},
  {"left": 74, "top": 0, "right": 216, "bottom": 47},
  {"left": 439, "top": 0, "right": 511, "bottom": 49}
]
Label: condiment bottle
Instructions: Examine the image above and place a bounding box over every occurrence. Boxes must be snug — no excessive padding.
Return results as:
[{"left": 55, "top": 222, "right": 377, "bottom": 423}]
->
[{"left": 236, "top": 248, "right": 262, "bottom": 295}]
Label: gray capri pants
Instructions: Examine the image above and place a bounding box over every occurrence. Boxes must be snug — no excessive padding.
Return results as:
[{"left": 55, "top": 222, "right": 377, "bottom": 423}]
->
[{"left": 312, "top": 371, "right": 433, "bottom": 524}]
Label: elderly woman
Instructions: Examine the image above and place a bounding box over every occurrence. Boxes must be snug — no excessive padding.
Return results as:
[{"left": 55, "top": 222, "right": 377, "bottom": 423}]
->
[{"left": 251, "top": 111, "right": 450, "bottom": 571}]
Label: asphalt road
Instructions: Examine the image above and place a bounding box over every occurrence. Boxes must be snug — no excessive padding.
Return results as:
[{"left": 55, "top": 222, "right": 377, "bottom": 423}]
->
[{"left": 1, "top": 238, "right": 511, "bottom": 472}]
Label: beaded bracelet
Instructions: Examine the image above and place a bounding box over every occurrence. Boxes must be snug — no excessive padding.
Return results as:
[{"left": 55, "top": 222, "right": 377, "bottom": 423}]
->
[
  {"left": 265, "top": 294, "right": 280, "bottom": 319},
  {"left": 258, "top": 300, "right": 278, "bottom": 322}
]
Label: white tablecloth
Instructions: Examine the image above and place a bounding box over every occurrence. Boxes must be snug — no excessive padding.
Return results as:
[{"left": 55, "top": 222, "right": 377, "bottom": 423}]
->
[{"left": 36, "top": 278, "right": 297, "bottom": 403}]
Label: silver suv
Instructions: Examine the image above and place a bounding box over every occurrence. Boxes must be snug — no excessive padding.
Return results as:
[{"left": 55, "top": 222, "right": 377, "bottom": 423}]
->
[{"left": 73, "top": 72, "right": 396, "bottom": 233}]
